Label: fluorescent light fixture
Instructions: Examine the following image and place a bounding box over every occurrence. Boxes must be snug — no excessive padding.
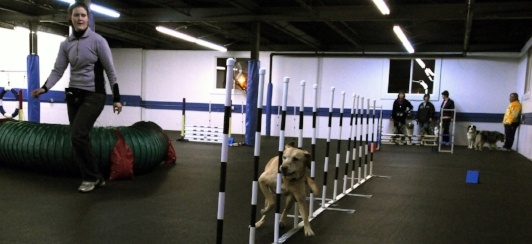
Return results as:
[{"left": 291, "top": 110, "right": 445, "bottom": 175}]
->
[
  {"left": 13, "top": 26, "right": 65, "bottom": 38},
  {"left": 58, "top": 0, "right": 120, "bottom": 18},
  {"left": 14, "top": 26, "right": 31, "bottom": 33},
  {"left": 393, "top": 25, "right": 415, "bottom": 53},
  {"left": 372, "top": 0, "right": 390, "bottom": 15},
  {"left": 415, "top": 58, "right": 426, "bottom": 69},
  {"left": 156, "top": 26, "right": 227, "bottom": 52},
  {"left": 156, "top": 26, "right": 196, "bottom": 42},
  {"left": 425, "top": 68, "right": 435, "bottom": 77}
]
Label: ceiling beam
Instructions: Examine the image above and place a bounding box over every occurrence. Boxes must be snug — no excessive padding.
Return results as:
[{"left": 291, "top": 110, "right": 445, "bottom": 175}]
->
[
  {"left": 269, "top": 21, "right": 321, "bottom": 50},
  {"left": 222, "top": 0, "right": 319, "bottom": 50},
  {"left": 463, "top": 0, "right": 475, "bottom": 54},
  {"left": 4, "top": 3, "right": 529, "bottom": 23},
  {"left": 293, "top": 0, "right": 364, "bottom": 51}
]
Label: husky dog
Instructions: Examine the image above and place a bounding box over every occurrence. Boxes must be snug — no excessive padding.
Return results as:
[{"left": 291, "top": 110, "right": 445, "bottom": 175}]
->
[
  {"left": 466, "top": 125, "right": 478, "bottom": 149},
  {"left": 474, "top": 131, "right": 505, "bottom": 151}
]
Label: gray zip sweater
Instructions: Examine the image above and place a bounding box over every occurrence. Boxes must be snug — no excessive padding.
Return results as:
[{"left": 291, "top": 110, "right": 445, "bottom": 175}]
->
[{"left": 43, "top": 27, "right": 120, "bottom": 102}]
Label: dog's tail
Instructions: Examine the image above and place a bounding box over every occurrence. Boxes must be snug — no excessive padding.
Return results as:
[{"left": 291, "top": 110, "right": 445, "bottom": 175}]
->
[{"left": 306, "top": 175, "right": 320, "bottom": 196}]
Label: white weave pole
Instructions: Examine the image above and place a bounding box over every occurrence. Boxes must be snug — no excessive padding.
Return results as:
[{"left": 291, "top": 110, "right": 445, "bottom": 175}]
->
[
  {"left": 364, "top": 98, "right": 370, "bottom": 180},
  {"left": 273, "top": 77, "right": 290, "bottom": 243},
  {"left": 357, "top": 97, "right": 364, "bottom": 185},
  {"left": 293, "top": 80, "right": 306, "bottom": 228},
  {"left": 333, "top": 91, "right": 345, "bottom": 200},
  {"left": 343, "top": 93, "right": 356, "bottom": 193},
  {"left": 216, "top": 58, "right": 234, "bottom": 244},
  {"left": 249, "top": 68, "right": 266, "bottom": 244},
  {"left": 351, "top": 95, "right": 359, "bottom": 188},
  {"left": 298, "top": 80, "right": 306, "bottom": 149},
  {"left": 321, "top": 86, "right": 335, "bottom": 208},
  {"left": 369, "top": 99, "right": 376, "bottom": 176},
  {"left": 309, "top": 84, "right": 318, "bottom": 217}
]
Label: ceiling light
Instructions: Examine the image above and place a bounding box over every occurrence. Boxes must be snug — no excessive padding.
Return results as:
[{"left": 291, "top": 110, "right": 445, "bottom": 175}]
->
[
  {"left": 156, "top": 26, "right": 196, "bottom": 42},
  {"left": 393, "top": 25, "right": 415, "bottom": 53},
  {"left": 13, "top": 26, "right": 31, "bottom": 33},
  {"left": 58, "top": 0, "right": 120, "bottom": 18},
  {"left": 415, "top": 58, "right": 426, "bottom": 69},
  {"left": 156, "top": 26, "right": 227, "bottom": 52},
  {"left": 372, "top": 0, "right": 390, "bottom": 15}
]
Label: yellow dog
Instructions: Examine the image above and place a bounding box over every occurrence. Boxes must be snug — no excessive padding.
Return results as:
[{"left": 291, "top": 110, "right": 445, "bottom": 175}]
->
[{"left": 255, "top": 143, "right": 320, "bottom": 236}]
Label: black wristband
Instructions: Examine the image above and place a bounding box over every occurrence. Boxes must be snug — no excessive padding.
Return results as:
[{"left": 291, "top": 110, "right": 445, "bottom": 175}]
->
[
  {"left": 112, "top": 83, "right": 121, "bottom": 103},
  {"left": 41, "top": 81, "right": 49, "bottom": 93}
]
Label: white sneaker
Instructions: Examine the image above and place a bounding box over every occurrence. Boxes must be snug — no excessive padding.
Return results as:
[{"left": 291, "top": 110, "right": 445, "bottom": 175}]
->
[{"left": 78, "top": 179, "right": 105, "bottom": 193}]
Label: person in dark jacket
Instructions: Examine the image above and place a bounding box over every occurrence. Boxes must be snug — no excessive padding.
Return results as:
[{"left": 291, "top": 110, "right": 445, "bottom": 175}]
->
[
  {"left": 440, "top": 90, "right": 455, "bottom": 145},
  {"left": 416, "top": 94, "right": 435, "bottom": 145},
  {"left": 391, "top": 91, "right": 413, "bottom": 144}
]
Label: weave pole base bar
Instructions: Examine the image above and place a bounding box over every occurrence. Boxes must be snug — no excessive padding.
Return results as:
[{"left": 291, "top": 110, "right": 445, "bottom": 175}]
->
[
  {"left": 276, "top": 175, "right": 384, "bottom": 243},
  {"left": 184, "top": 125, "right": 223, "bottom": 143}
]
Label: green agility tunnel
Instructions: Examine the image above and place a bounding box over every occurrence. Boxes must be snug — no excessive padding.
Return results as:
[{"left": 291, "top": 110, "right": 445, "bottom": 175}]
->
[{"left": 0, "top": 120, "right": 176, "bottom": 179}]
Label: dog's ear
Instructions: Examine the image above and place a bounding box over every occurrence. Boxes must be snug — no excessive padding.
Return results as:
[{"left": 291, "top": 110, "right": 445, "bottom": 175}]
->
[
  {"left": 303, "top": 150, "right": 312, "bottom": 169},
  {"left": 285, "top": 142, "right": 296, "bottom": 149}
]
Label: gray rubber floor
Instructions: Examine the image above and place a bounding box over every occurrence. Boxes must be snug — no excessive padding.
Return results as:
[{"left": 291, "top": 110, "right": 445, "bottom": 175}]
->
[{"left": 0, "top": 131, "right": 530, "bottom": 244}]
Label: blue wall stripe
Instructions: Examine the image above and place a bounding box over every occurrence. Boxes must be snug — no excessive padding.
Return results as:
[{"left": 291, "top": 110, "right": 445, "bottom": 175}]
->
[
  {"left": 522, "top": 112, "right": 532, "bottom": 125},
  {"left": 5, "top": 88, "right": 530, "bottom": 124}
]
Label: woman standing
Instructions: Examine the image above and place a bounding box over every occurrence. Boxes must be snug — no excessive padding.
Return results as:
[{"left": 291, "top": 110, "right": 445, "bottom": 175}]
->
[
  {"left": 391, "top": 91, "right": 413, "bottom": 144},
  {"left": 31, "top": 2, "right": 122, "bottom": 193}
]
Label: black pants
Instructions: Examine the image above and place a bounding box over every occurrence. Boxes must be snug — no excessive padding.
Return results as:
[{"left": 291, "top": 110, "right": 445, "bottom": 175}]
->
[
  {"left": 393, "top": 119, "right": 406, "bottom": 141},
  {"left": 503, "top": 123, "right": 519, "bottom": 149},
  {"left": 442, "top": 119, "right": 451, "bottom": 142},
  {"left": 66, "top": 88, "right": 106, "bottom": 181}
]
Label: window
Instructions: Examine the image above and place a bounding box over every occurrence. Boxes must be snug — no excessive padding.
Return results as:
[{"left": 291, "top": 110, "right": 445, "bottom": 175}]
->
[
  {"left": 524, "top": 48, "right": 532, "bottom": 100},
  {"left": 216, "top": 57, "right": 250, "bottom": 91},
  {"left": 382, "top": 58, "right": 441, "bottom": 101}
]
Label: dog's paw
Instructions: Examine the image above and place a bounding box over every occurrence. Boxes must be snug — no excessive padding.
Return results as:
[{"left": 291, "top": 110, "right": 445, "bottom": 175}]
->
[
  {"left": 304, "top": 227, "right": 315, "bottom": 237},
  {"left": 255, "top": 220, "right": 264, "bottom": 228}
]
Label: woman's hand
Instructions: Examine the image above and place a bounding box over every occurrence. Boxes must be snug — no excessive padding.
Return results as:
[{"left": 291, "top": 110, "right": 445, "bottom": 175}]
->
[
  {"left": 31, "top": 88, "right": 45, "bottom": 98},
  {"left": 113, "top": 102, "right": 122, "bottom": 114}
]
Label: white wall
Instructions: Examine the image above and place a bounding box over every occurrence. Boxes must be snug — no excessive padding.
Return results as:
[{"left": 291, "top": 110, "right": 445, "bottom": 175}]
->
[
  {"left": 516, "top": 54, "right": 532, "bottom": 160},
  {"left": 1, "top": 27, "right": 530, "bottom": 159}
]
